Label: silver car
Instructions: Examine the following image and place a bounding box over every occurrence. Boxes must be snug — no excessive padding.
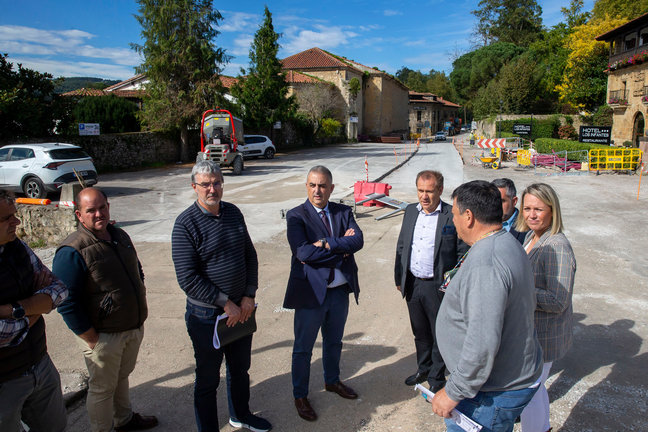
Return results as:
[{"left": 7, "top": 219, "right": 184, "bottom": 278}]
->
[{"left": 0, "top": 143, "right": 98, "bottom": 198}]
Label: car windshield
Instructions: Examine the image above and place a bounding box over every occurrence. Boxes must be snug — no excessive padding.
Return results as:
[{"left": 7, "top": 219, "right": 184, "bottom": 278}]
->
[{"left": 48, "top": 148, "right": 90, "bottom": 160}]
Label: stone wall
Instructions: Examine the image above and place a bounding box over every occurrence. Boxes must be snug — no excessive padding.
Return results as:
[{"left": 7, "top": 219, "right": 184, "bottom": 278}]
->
[
  {"left": 607, "top": 63, "right": 648, "bottom": 146},
  {"left": 5, "top": 131, "right": 198, "bottom": 172},
  {"left": 16, "top": 204, "right": 77, "bottom": 247}
]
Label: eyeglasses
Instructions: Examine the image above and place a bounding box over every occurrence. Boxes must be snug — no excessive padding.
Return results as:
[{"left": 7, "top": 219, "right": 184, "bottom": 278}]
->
[{"left": 194, "top": 182, "right": 223, "bottom": 189}]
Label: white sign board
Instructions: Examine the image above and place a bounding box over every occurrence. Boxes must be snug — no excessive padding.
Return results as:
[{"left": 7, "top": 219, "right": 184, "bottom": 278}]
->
[
  {"left": 79, "top": 123, "right": 100, "bottom": 136},
  {"left": 273, "top": 121, "right": 282, "bottom": 129},
  {"left": 349, "top": 116, "right": 358, "bottom": 123}
]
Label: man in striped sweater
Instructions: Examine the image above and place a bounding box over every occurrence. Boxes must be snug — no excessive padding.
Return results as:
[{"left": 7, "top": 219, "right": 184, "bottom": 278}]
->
[{"left": 172, "top": 161, "right": 271, "bottom": 432}]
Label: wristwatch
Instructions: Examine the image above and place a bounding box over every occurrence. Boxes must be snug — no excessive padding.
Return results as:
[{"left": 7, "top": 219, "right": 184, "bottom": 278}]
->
[
  {"left": 11, "top": 302, "right": 25, "bottom": 319},
  {"left": 319, "top": 238, "right": 327, "bottom": 248}
]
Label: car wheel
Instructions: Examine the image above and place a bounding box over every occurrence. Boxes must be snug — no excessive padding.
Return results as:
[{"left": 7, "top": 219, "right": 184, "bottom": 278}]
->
[
  {"left": 23, "top": 177, "right": 46, "bottom": 199},
  {"left": 264, "top": 147, "right": 275, "bottom": 159},
  {"left": 232, "top": 156, "right": 244, "bottom": 175}
]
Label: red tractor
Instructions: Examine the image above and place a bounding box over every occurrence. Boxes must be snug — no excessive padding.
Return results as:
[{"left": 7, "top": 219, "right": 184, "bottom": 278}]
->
[{"left": 197, "top": 108, "right": 245, "bottom": 175}]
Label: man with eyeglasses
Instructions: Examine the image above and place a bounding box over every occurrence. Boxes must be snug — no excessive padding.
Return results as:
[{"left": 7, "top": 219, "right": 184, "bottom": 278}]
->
[{"left": 172, "top": 160, "right": 271, "bottom": 432}]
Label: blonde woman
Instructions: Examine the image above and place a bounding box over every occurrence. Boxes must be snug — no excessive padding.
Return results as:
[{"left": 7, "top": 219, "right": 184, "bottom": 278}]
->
[{"left": 517, "top": 183, "right": 576, "bottom": 432}]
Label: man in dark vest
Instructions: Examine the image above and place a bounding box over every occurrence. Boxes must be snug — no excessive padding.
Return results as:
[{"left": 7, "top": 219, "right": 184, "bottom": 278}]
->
[
  {"left": 53, "top": 188, "right": 157, "bottom": 432},
  {"left": 0, "top": 189, "right": 68, "bottom": 432}
]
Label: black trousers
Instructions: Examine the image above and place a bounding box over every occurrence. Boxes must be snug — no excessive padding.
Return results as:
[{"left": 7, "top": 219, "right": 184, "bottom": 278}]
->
[{"left": 406, "top": 277, "right": 446, "bottom": 389}]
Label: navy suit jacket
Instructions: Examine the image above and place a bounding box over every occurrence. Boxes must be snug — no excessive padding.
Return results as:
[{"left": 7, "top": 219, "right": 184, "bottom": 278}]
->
[
  {"left": 284, "top": 199, "right": 363, "bottom": 309},
  {"left": 508, "top": 210, "right": 528, "bottom": 244},
  {"left": 394, "top": 201, "right": 468, "bottom": 298}
]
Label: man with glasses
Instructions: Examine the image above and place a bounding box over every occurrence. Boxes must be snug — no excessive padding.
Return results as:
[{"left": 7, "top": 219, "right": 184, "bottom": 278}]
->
[
  {"left": 172, "top": 160, "right": 271, "bottom": 432},
  {"left": 0, "top": 189, "right": 68, "bottom": 432}
]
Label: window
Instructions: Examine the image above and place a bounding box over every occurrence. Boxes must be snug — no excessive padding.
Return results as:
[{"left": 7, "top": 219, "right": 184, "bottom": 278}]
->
[
  {"left": 625, "top": 33, "right": 637, "bottom": 51},
  {"left": 9, "top": 148, "right": 35, "bottom": 161},
  {"left": 417, "top": 111, "right": 422, "bottom": 121},
  {"left": 0, "top": 148, "right": 9, "bottom": 161},
  {"left": 641, "top": 27, "right": 648, "bottom": 46},
  {"left": 416, "top": 128, "right": 421, "bottom": 134},
  {"left": 49, "top": 148, "right": 90, "bottom": 160}
]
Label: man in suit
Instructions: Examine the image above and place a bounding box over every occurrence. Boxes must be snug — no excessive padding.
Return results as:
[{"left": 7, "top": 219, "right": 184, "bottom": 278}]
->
[
  {"left": 284, "top": 166, "right": 364, "bottom": 422},
  {"left": 394, "top": 170, "right": 468, "bottom": 392},
  {"left": 491, "top": 178, "right": 526, "bottom": 244}
]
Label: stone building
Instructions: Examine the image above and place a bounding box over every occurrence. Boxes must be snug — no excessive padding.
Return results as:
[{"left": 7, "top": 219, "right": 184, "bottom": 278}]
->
[
  {"left": 596, "top": 13, "right": 648, "bottom": 148},
  {"left": 408, "top": 92, "right": 461, "bottom": 139},
  {"left": 281, "top": 47, "right": 409, "bottom": 140}
]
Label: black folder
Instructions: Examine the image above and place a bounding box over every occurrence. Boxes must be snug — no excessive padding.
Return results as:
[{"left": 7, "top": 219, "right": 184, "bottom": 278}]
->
[{"left": 212, "top": 306, "right": 257, "bottom": 349}]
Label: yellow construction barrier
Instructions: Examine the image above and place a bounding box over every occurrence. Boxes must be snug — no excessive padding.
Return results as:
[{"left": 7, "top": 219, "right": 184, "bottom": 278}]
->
[
  {"left": 589, "top": 148, "right": 642, "bottom": 171},
  {"left": 517, "top": 149, "right": 531, "bottom": 166}
]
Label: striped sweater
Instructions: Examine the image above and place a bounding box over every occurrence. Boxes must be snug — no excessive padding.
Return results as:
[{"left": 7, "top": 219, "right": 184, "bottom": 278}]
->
[{"left": 172, "top": 201, "right": 258, "bottom": 308}]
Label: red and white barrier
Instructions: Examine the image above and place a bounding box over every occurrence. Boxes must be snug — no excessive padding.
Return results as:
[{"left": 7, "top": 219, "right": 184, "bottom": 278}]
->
[{"left": 476, "top": 139, "right": 507, "bottom": 149}]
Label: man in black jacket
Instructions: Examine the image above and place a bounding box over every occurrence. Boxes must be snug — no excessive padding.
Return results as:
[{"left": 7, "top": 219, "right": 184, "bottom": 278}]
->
[
  {"left": 0, "top": 189, "right": 68, "bottom": 432},
  {"left": 394, "top": 171, "right": 468, "bottom": 392}
]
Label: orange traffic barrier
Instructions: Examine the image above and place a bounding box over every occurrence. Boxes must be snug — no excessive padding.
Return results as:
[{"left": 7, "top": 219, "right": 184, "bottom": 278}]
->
[{"left": 15, "top": 198, "right": 52, "bottom": 205}]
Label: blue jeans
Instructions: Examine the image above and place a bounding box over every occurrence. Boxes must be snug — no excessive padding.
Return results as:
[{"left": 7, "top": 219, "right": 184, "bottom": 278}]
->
[
  {"left": 292, "top": 285, "right": 349, "bottom": 399},
  {"left": 185, "top": 301, "right": 252, "bottom": 432},
  {"left": 445, "top": 386, "right": 538, "bottom": 432},
  {"left": 0, "top": 354, "right": 67, "bottom": 432}
]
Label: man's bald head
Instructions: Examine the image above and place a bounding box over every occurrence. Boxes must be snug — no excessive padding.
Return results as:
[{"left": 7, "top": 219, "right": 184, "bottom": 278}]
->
[{"left": 75, "top": 188, "right": 111, "bottom": 237}]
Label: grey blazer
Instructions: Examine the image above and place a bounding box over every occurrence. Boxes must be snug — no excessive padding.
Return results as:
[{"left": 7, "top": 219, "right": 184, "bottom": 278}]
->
[{"left": 524, "top": 230, "right": 577, "bottom": 362}]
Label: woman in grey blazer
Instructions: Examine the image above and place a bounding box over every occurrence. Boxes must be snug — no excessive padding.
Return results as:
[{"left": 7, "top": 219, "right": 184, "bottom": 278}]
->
[{"left": 516, "top": 183, "right": 576, "bottom": 432}]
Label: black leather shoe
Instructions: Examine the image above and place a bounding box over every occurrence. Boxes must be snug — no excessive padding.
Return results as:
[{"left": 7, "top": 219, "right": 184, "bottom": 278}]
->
[
  {"left": 404, "top": 372, "right": 427, "bottom": 386},
  {"left": 430, "top": 381, "right": 446, "bottom": 393},
  {"left": 295, "top": 397, "right": 317, "bottom": 421},
  {"left": 324, "top": 381, "right": 358, "bottom": 399},
  {"left": 115, "top": 413, "right": 158, "bottom": 431}
]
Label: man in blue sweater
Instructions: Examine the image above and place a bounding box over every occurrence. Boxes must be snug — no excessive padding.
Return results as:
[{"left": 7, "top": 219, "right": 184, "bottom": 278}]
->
[{"left": 172, "top": 160, "right": 271, "bottom": 432}]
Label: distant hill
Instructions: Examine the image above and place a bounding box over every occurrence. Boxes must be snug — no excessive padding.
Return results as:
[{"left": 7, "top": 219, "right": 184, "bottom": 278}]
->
[{"left": 54, "top": 77, "right": 122, "bottom": 94}]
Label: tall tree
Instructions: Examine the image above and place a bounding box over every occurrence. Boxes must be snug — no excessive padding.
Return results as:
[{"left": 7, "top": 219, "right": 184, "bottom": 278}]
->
[
  {"left": 472, "top": 0, "right": 544, "bottom": 47},
  {"left": 0, "top": 54, "right": 59, "bottom": 140},
  {"left": 591, "top": 0, "right": 648, "bottom": 21},
  {"left": 132, "top": 0, "right": 228, "bottom": 161},
  {"left": 231, "top": 6, "right": 296, "bottom": 135}
]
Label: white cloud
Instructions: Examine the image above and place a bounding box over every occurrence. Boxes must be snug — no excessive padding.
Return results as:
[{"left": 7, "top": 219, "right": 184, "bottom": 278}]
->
[
  {"left": 9, "top": 57, "right": 136, "bottom": 80},
  {"left": 220, "top": 11, "right": 259, "bottom": 32},
  {"left": 230, "top": 34, "right": 253, "bottom": 56},
  {"left": 383, "top": 10, "right": 403, "bottom": 17},
  {"left": 283, "top": 25, "right": 358, "bottom": 54},
  {"left": 221, "top": 62, "right": 246, "bottom": 77}
]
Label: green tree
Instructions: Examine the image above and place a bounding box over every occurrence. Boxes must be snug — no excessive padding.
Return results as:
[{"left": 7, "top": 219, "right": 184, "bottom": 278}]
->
[
  {"left": 72, "top": 95, "right": 140, "bottom": 134},
  {"left": 591, "top": 0, "right": 648, "bottom": 21},
  {"left": 426, "top": 70, "right": 456, "bottom": 101},
  {"left": 231, "top": 6, "right": 296, "bottom": 135},
  {"left": 132, "top": 0, "right": 228, "bottom": 161},
  {"left": 472, "top": 0, "right": 544, "bottom": 47},
  {"left": 561, "top": 0, "right": 590, "bottom": 28},
  {"left": 0, "top": 54, "right": 59, "bottom": 140}
]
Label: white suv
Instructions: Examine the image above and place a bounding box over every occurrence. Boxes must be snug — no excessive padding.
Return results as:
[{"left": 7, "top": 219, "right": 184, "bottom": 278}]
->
[
  {"left": 241, "top": 135, "right": 276, "bottom": 159},
  {"left": 0, "top": 143, "right": 98, "bottom": 198}
]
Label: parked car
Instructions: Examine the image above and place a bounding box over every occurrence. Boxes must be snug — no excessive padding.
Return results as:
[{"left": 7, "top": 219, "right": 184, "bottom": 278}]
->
[
  {"left": 0, "top": 143, "right": 98, "bottom": 198},
  {"left": 434, "top": 131, "right": 447, "bottom": 141},
  {"left": 241, "top": 135, "right": 276, "bottom": 159}
]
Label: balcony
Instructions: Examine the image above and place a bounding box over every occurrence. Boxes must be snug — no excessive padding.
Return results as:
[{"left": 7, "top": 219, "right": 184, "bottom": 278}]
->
[
  {"left": 607, "top": 45, "right": 648, "bottom": 72},
  {"left": 608, "top": 90, "right": 629, "bottom": 109}
]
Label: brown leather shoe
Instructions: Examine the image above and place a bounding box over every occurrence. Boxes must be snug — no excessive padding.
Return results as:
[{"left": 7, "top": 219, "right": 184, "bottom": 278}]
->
[
  {"left": 325, "top": 381, "right": 358, "bottom": 399},
  {"left": 294, "top": 397, "right": 317, "bottom": 421},
  {"left": 115, "top": 413, "right": 159, "bottom": 431}
]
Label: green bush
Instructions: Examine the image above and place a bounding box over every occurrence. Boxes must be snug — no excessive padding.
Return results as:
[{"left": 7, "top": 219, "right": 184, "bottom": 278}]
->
[
  {"left": 497, "top": 116, "right": 560, "bottom": 140},
  {"left": 72, "top": 95, "right": 140, "bottom": 134},
  {"left": 558, "top": 124, "right": 577, "bottom": 140},
  {"left": 318, "top": 117, "right": 342, "bottom": 137}
]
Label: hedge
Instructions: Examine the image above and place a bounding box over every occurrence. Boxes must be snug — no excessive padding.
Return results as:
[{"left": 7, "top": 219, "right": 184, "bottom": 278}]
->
[
  {"left": 497, "top": 117, "right": 560, "bottom": 140},
  {"left": 534, "top": 138, "right": 611, "bottom": 160}
]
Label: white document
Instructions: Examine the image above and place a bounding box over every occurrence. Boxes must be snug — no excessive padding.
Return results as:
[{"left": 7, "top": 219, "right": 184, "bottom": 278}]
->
[
  {"left": 414, "top": 384, "right": 483, "bottom": 432},
  {"left": 212, "top": 312, "right": 228, "bottom": 349}
]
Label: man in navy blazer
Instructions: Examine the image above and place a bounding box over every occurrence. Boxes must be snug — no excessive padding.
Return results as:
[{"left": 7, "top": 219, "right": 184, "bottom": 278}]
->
[
  {"left": 492, "top": 178, "right": 527, "bottom": 244},
  {"left": 284, "top": 166, "right": 363, "bottom": 422},
  {"left": 395, "top": 170, "right": 468, "bottom": 392}
]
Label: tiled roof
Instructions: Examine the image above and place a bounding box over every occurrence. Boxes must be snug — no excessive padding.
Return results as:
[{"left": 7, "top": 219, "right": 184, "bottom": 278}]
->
[
  {"left": 220, "top": 76, "right": 238, "bottom": 88},
  {"left": 596, "top": 12, "right": 648, "bottom": 41},
  {"left": 282, "top": 47, "right": 352, "bottom": 70},
  {"left": 284, "top": 70, "right": 323, "bottom": 84},
  {"left": 111, "top": 90, "right": 147, "bottom": 98},
  {"left": 104, "top": 73, "right": 147, "bottom": 91},
  {"left": 408, "top": 91, "right": 461, "bottom": 107},
  {"left": 61, "top": 88, "right": 107, "bottom": 97}
]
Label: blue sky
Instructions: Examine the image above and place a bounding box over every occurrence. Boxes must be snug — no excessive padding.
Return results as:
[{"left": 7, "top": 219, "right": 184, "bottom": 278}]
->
[{"left": 0, "top": 0, "right": 595, "bottom": 81}]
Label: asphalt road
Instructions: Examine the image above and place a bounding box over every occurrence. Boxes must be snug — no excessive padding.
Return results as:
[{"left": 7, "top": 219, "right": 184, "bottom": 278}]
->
[{"left": 38, "top": 138, "right": 648, "bottom": 431}]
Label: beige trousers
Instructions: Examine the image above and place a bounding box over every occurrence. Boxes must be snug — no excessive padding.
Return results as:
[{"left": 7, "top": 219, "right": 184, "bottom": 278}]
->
[{"left": 78, "top": 326, "right": 144, "bottom": 432}]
